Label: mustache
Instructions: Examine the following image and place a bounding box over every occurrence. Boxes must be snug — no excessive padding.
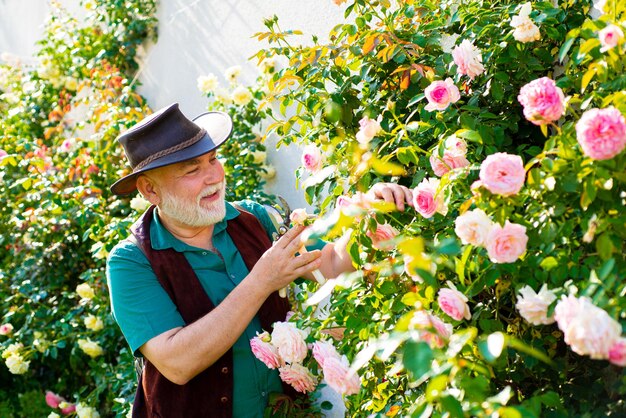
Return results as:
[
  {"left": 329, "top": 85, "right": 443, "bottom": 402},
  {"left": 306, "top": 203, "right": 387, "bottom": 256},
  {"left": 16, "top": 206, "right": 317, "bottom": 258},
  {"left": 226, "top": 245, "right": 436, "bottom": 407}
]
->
[{"left": 198, "top": 182, "right": 224, "bottom": 200}]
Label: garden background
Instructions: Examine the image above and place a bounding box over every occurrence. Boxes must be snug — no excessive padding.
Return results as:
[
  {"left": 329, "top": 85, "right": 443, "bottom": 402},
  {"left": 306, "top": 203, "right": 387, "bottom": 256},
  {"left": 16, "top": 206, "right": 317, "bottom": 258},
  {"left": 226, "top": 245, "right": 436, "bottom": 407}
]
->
[{"left": 1, "top": 0, "right": 625, "bottom": 417}]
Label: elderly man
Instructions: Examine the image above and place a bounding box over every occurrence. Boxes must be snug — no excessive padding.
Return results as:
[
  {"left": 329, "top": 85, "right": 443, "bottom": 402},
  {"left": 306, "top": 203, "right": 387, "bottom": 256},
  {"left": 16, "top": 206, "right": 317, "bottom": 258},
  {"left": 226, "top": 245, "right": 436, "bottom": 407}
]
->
[{"left": 106, "top": 103, "right": 413, "bottom": 418}]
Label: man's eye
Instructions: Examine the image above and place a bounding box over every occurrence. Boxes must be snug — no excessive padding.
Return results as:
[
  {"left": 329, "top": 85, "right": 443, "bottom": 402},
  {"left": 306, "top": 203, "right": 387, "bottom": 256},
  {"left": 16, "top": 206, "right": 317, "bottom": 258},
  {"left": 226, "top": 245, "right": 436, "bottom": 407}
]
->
[{"left": 186, "top": 168, "right": 199, "bottom": 175}]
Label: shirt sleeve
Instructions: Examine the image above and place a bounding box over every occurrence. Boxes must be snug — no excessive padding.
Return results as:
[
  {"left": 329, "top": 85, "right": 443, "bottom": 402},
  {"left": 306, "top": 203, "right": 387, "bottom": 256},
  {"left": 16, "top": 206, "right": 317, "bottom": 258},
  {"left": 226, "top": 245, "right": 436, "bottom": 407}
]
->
[{"left": 106, "top": 241, "right": 185, "bottom": 355}]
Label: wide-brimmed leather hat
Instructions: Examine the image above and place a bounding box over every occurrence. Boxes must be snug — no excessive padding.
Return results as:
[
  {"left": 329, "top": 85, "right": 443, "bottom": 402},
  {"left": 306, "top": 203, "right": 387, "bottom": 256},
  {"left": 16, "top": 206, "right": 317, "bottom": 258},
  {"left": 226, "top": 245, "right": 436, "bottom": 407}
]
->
[{"left": 110, "top": 103, "right": 233, "bottom": 196}]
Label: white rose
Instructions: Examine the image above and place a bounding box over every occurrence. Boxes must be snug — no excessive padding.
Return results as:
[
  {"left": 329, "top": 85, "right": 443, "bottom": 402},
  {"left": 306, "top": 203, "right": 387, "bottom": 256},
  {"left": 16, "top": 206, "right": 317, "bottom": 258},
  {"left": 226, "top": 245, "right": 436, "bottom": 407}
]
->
[
  {"left": 224, "top": 65, "right": 242, "bottom": 83},
  {"left": 231, "top": 86, "right": 253, "bottom": 106},
  {"left": 271, "top": 321, "right": 308, "bottom": 364},
  {"left": 454, "top": 209, "right": 494, "bottom": 247},
  {"left": 197, "top": 74, "right": 218, "bottom": 94},
  {"left": 130, "top": 195, "right": 151, "bottom": 212},
  {"left": 5, "top": 353, "right": 29, "bottom": 374},
  {"left": 440, "top": 33, "right": 460, "bottom": 54},
  {"left": 76, "top": 403, "right": 101, "bottom": 418},
  {"left": 76, "top": 283, "right": 95, "bottom": 300},
  {"left": 84, "top": 314, "right": 104, "bottom": 331},
  {"left": 516, "top": 284, "right": 557, "bottom": 325}
]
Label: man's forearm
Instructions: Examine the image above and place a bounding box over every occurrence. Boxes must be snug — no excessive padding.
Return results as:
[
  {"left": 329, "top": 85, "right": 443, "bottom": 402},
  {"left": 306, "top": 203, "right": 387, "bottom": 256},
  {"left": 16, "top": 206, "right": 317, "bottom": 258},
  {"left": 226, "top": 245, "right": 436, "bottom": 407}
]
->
[{"left": 140, "top": 272, "right": 272, "bottom": 385}]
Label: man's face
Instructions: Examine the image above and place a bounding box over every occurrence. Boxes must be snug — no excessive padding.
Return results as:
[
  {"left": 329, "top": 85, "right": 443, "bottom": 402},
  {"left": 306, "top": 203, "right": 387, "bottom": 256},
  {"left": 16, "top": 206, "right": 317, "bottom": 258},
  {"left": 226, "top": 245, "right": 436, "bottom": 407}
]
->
[{"left": 148, "top": 151, "right": 227, "bottom": 227}]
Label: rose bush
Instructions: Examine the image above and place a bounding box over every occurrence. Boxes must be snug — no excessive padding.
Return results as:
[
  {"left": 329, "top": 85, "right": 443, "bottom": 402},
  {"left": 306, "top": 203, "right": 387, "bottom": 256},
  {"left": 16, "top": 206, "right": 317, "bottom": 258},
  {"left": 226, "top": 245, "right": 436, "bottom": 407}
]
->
[
  {"left": 0, "top": 0, "right": 157, "bottom": 415},
  {"left": 253, "top": 0, "right": 626, "bottom": 415}
]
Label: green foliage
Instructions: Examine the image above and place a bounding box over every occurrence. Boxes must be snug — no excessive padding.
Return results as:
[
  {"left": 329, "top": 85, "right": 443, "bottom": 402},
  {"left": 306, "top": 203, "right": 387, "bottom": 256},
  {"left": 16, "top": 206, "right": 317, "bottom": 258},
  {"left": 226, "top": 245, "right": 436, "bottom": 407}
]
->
[
  {"left": 0, "top": 0, "right": 156, "bottom": 415},
  {"left": 255, "top": 0, "right": 626, "bottom": 416},
  {"left": 198, "top": 65, "right": 278, "bottom": 205}
]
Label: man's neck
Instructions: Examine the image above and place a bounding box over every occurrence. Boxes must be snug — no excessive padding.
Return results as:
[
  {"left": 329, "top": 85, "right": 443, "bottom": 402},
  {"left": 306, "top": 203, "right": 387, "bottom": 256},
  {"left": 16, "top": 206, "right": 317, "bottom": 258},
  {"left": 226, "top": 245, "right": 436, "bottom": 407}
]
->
[{"left": 156, "top": 208, "right": 216, "bottom": 251}]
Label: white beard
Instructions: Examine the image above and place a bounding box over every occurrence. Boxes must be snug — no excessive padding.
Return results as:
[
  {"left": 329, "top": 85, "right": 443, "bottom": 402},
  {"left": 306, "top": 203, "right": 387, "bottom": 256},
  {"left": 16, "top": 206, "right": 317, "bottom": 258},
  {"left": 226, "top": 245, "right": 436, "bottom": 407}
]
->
[{"left": 158, "top": 181, "right": 226, "bottom": 227}]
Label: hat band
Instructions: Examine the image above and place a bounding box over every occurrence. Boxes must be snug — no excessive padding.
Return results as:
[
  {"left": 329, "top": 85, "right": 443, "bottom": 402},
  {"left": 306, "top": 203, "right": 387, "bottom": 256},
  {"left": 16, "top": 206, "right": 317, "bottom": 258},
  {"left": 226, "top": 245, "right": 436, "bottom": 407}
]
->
[{"left": 133, "top": 128, "right": 207, "bottom": 172}]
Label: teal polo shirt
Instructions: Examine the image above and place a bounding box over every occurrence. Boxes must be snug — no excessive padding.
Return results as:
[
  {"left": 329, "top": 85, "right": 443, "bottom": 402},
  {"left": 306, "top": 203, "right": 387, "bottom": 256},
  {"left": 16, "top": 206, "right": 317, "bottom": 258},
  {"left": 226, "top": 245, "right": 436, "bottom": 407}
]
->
[{"left": 106, "top": 200, "right": 324, "bottom": 418}]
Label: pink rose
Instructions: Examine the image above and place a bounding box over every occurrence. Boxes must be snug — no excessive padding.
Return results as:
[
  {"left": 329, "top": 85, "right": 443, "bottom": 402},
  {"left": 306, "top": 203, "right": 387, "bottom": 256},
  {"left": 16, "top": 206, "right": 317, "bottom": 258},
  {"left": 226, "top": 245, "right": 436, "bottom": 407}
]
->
[
  {"left": 366, "top": 223, "right": 399, "bottom": 250},
  {"left": 486, "top": 221, "right": 528, "bottom": 263},
  {"left": 250, "top": 332, "right": 282, "bottom": 369},
  {"left": 301, "top": 144, "right": 323, "bottom": 173},
  {"left": 609, "top": 338, "right": 626, "bottom": 367},
  {"left": 438, "top": 286, "right": 471, "bottom": 321},
  {"left": 355, "top": 116, "right": 382, "bottom": 145},
  {"left": 429, "top": 152, "right": 470, "bottom": 177},
  {"left": 575, "top": 107, "right": 626, "bottom": 160},
  {"left": 479, "top": 153, "right": 526, "bottom": 196},
  {"left": 516, "top": 284, "right": 557, "bottom": 325},
  {"left": 0, "top": 149, "right": 7, "bottom": 161},
  {"left": 412, "top": 177, "right": 447, "bottom": 218},
  {"left": 452, "top": 40, "right": 485, "bottom": 79},
  {"left": 554, "top": 295, "right": 621, "bottom": 359},
  {"left": 278, "top": 364, "right": 317, "bottom": 393},
  {"left": 45, "top": 391, "right": 64, "bottom": 408},
  {"left": 410, "top": 311, "right": 453, "bottom": 348},
  {"left": 517, "top": 77, "right": 565, "bottom": 125},
  {"left": 443, "top": 135, "right": 468, "bottom": 157},
  {"left": 599, "top": 24, "right": 624, "bottom": 52},
  {"left": 289, "top": 208, "right": 308, "bottom": 225},
  {"left": 424, "top": 78, "right": 460, "bottom": 111},
  {"left": 271, "top": 322, "right": 308, "bottom": 364},
  {"left": 322, "top": 356, "right": 361, "bottom": 395},
  {"left": 454, "top": 208, "right": 494, "bottom": 247},
  {"left": 59, "top": 402, "right": 76, "bottom": 415},
  {"left": 0, "top": 323, "right": 13, "bottom": 335},
  {"left": 312, "top": 340, "right": 340, "bottom": 368}
]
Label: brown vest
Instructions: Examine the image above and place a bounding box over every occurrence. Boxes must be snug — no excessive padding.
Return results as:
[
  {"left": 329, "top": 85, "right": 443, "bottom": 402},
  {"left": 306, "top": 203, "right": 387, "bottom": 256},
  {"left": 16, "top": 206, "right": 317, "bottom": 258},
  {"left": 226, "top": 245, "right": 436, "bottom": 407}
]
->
[{"left": 129, "top": 205, "right": 294, "bottom": 418}]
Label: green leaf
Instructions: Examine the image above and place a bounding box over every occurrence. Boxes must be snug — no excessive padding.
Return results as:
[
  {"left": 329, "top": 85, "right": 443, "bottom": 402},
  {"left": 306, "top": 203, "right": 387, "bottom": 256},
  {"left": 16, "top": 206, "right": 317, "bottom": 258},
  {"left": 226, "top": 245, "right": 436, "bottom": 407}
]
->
[
  {"left": 403, "top": 341, "right": 432, "bottom": 379},
  {"left": 439, "top": 395, "right": 464, "bottom": 418},
  {"left": 539, "top": 257, "right": 558, "bottom": 271},
  {"left": 596, "top": 233, "right": 614, "bottom": 261},
  {"left": 559, "top": 37, "right": 576, "bottom": 63},
  {"left": 455, "top": 129, "right": 482, "bottom": 143},
  {"left": 425, "top": 375, "right": 448, "bottom": 402},
  {"left": 479, "top": 332, "right": 505, "bottom": 363},
  {"left": 397, "top": 146, "right": 420, "bottom": 165}
]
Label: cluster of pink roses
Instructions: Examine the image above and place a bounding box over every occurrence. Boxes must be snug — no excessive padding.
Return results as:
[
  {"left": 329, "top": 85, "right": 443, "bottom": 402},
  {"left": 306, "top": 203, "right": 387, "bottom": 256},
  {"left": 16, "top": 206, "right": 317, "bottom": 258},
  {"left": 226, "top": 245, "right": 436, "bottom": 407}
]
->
[
  {"left": 366, "top": 222, "right": 399, "bottom": 251},
  {"left": 251, "top": 321, "right": 361, "bottom": 395},
  {"left": 455, "top": 209, "right": 528, "bottom": 263},
  {"left": 429, "top": 135, "right": 470, "bottom": 177},
  {"left": 516, "top": 287, "right": 625, "bottom": 367},
  {"left": 518, "top": 75, "right": 626, "bottom": 161},
  {"left": 355, "top": 116, "right": 382, "bottom": 146},
  {"left": 45, "top": 391, "right": 76, "bottom": 415},
  {"left": 424, "top": 78, "right": 460, "bottom": 112},
  {"left": 301, "top": 144, "right": 323, "bottom": 173},
  {"left": 412, "top": 177, "right": 447, "bottom": 219}
]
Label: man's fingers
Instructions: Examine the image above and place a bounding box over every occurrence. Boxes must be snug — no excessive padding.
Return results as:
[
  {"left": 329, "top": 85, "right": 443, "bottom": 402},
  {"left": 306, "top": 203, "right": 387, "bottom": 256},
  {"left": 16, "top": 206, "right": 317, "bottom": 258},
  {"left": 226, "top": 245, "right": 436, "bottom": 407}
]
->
[
  {"left": 402, "top": 186, "right": 414, "bottom": 207},
  {"left": 292, "top": 255, "right": 323, "bottom": 277},
  {"left": 391, "top": 187, "right": 406, "bottom": 211},
  {"left": 277, "top": 224, "right": 306, "bottom": 249},
  {"left": 293, "top": 250, "right": 321, "bottom": 269}
]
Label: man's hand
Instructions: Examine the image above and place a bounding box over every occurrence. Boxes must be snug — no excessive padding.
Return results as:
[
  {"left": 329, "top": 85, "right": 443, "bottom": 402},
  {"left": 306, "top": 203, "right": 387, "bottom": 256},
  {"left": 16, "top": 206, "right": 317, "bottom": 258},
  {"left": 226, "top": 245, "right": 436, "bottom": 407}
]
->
[
  {"left": 252, "top": 224, "right": 322, "bottom": 293},
  {"left": 366, "top": 182, "right": 414, "bottom": 211}
]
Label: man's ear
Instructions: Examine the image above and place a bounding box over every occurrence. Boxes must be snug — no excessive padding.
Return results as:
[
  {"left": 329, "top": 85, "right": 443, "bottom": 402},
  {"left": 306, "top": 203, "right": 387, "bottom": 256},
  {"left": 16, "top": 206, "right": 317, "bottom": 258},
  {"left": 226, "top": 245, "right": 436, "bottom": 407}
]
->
[{"left": 136, "top": 174, "right": 161, "bottom": 206}]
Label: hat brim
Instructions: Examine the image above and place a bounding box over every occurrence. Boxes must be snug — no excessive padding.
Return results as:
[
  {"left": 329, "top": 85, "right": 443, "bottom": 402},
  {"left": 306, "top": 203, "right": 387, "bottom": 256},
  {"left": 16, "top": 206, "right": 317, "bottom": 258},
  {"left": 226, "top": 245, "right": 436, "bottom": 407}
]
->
[{"left": 110, "top": 111, "right": 233, "bottom": 196}]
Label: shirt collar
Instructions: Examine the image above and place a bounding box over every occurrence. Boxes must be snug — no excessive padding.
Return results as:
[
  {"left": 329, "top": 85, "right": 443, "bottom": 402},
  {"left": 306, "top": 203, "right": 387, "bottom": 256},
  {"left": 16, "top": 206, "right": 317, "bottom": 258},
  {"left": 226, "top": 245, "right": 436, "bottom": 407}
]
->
[{"left": 150, "top": 201, "right": 240, "bottom": 251}]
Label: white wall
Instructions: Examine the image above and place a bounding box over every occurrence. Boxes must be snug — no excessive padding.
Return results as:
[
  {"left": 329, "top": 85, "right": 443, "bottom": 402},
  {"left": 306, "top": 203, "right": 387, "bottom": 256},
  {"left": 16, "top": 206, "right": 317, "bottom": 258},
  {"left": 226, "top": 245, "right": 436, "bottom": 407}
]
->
[{"left": 0, "top": 0, "right": 346, "bottom": 210}]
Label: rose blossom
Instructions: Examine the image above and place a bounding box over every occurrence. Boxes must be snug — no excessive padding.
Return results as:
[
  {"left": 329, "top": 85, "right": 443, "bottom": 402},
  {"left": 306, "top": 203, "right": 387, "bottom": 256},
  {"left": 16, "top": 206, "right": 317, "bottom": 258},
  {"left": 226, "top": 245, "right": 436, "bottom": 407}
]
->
[
  {"left": 424, "top": 78, "right": 460, "bottom": 111},
  {"left": 355, "top": 116, "right": 382, "bottom": 145},
  {"left": 554, "top": 295, "right": 621, "bottom": 359},
  {"left": 609, "top": 338, "right": 626, "bottom": 367},
  {"left": 46, "top": 391, "right": 64, "bottom": 408},
  {"left": 429, "top": 152, "right": 470, "bottom": 177},
  {"left": 278, "top": 364, "right": 317, "bottom": 393},
  {"left": 312, "top": 340, "right": 340, "bottom": 368},
  {"left": 412, "top": 177, "right": 447, "bottom": 218},
  {"left": 271, "top": 322, "right": 308, "bottom": 364},
  {"left": 0, "top": 323, "right": 13, "bottom": 335},
  {"left": 59, "top": 401, "right": 76, "bottom": 415},
  {"left": 598, "top": 24, "right": 624, "bottom": 52},
  {"left": 454, "top": 208, "right": 494, "bottom": 247},
  {"left": 479, "top": 153, "right": 526, "bottom": 196},
  {"left": 517, "top": 77, "right": 565, "bottom": 125},
  {"left": 486, "top": 221, "right": 528, "bottom": 263},
  {"left": 196, "top": 74, "right": 218, "bottom": 94},
  {"left": 410, "top": 311, "right": 453, "bottom": 348},
  {"left": 516, "top": 284, "right": 557, "bottom": 325},
  {"left": 510, "top": 3, "right": 540, "bottom": 43},
  {"left": 289, "top": 208, "right": 308, "bottom": 225},
  {"left": 443, "top": 135, "right": 467, "bottom": 157},
  {"left": 366, "top": 223, "right": 399, "bottom": 250},
  {"left": 301, "top": 144, "right": 323, "bottom": 173},
  {"left": 250, "top": 332, "right": 282, "bottom": 369},
  {"left": 231, "top": 86, "right": 252, "bottom": 106},
  {"left": 438, "top": 286, "right": 471, "bottom": 321},
  {"left": 322, "top": 355, "right": 361, "bottom": 395},
  {"left": 0, "top": 149, "right": 7, "bottom": 161},
  {"left": 575, "top": 107, "right": 626, "bottom": 160},
  {"left": 452, "top": 39, "right": 485, "bottom": 79}
]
